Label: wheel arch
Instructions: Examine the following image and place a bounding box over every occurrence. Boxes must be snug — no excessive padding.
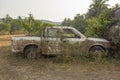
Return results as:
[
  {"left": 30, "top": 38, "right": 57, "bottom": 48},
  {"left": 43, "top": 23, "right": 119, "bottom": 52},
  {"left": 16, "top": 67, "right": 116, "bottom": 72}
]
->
[
  {"left": 23, "top": 44, "right": 38, "bottom": 53},
  {"left": 89, "top": 44, "right": 106, "bottom": 52}
]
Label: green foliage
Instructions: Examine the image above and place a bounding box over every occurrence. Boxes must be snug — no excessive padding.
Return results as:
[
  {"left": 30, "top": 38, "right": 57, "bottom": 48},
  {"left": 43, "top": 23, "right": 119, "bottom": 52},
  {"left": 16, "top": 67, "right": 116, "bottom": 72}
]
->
[
  {"left": 85, "top": 18, "right": 101, "bottom": 37},
  {"left": 61, "top": 18, "right": 72, "bottom": 26},
  {"left": 85, "top": 8, "right": 117, "bottom": 38},
  {"left": 0, "top": 13, "right": 54, "bottom": 35},
  {"left": 21, "top": 14, "right": 54, "bottom": 35},
  {"left": 85, "top": 0, "right": 110, "bottom": 37},
  {"left": 0, "top": 23, "right": 10, "bottom": 34},
  {"left": 61, "top": 0, "right": 109, "bottom": 34},
  {"left": 0, "top": 14, "right": 25, "bottom": 34},
  {"left": 61, "top": 14, "right": 87, "bottom": 33},
  {"left": 99, "top": 9, "right": 116, "bottom": 25},
  {"left": 41, "top": 22, "right": 54, "bottom": 27},
  {"left": 72, "top": 14, "right": 87, "bottom": 33},
  {"left": 21, "top": 17, "right": 42, "bottom": 35},
  {"left": 10, "top": 19, "right": 24, "bottom": 34},
  {"left": 86, "top": 0, "right": 109, "bottom": 18},
  {"left": 3, "top": 14, "right": 13, "bottom": 24},
  {"left": 98, "top": 9, "right": 117, "bottom": 38}
]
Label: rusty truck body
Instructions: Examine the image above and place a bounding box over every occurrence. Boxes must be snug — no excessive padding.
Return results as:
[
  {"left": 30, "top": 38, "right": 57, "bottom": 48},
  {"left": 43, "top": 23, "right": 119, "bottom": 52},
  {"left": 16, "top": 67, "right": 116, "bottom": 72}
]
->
[{"left": 11, "top": 26, "right": 113, "bottom": 59}]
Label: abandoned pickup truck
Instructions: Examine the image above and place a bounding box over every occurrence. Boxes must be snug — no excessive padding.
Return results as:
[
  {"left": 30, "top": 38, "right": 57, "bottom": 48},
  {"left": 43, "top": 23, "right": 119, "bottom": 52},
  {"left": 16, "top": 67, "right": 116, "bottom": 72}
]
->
[{"left": 12, "top": 26, "right": 113, "bottom": 59}]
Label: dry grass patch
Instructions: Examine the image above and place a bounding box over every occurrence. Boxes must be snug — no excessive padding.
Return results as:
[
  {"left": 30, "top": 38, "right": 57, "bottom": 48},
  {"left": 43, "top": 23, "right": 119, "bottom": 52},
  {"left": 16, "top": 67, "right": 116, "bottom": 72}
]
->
[
  {"left": 0, "top": 34, "right": 24, "bottom": 47},
  {"left": 0, "top": 45, "right": 120, "bottom": 80}
]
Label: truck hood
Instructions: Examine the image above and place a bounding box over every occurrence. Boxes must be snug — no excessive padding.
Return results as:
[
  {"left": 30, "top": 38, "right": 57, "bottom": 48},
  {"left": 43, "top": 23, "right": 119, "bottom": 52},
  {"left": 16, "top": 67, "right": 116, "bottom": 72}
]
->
[{"left": 87, "top": 37, "right": 109, "bottom": 42}]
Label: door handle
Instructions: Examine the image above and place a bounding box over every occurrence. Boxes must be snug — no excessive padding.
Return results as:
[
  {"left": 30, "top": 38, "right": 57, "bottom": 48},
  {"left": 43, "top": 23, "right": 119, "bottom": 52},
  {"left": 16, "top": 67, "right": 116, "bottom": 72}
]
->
[
  {"left": 63, "top": 40, "right": 67, "bottom": 43},
  {"left": 62, "top": 40, "right": 69, "bottom": 43}
]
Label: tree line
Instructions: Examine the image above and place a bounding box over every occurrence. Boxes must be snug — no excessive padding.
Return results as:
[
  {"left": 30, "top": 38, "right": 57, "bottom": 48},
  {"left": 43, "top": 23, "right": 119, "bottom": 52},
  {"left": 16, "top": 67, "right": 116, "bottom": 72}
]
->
[{"left": 0, "top": 13, "right": 54, "bottom": 35}]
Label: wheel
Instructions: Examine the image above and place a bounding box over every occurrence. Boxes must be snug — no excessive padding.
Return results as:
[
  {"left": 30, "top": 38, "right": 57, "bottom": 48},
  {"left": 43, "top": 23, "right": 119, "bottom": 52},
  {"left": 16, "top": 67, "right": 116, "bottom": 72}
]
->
[
  {"left": 24, "top": 46, "right": 41, "bottom": 59},
  {"left": 89, "top": 46, "right": 106, "bottom": 58}
]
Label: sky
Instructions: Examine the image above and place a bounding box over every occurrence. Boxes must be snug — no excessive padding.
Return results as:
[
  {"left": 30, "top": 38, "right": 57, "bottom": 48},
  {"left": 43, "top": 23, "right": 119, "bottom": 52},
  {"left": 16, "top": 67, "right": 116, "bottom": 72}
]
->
[{"left": 0, "top": 0, "right": 120, "bottom": 22}]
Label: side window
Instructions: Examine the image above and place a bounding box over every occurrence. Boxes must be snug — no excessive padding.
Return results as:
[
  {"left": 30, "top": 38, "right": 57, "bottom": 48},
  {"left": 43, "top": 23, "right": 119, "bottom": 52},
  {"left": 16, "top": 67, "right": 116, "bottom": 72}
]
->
[
  {"left": 47, "top": 28, "right": 61, "bottom": 38},
  {"left": 62, "top": 29, "right": 80, "bottom": 38}
]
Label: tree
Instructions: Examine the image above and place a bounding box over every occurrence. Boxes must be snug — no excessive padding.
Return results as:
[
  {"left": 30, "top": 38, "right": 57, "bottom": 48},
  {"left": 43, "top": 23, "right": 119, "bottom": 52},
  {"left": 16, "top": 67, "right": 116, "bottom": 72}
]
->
[
  {"left": 21, "top": 14, "right": 42, "bottom": 35},
  {"left": 72, "top": 14, "right": 87, "bottom": 33},
  {"left": 61, "top": 18, "right": 72, "bottom": 26},
  {"left": 21, "top": 13, "right": 54, "bottom": 35},
  {"left": 10, "top": 19, "right": 24, "bottom": 34},
  {"left": 86, "top": 0, "right": 109, "bottom": 18},
  {"left": 0, "top": 23, "right": 10, "bottom": 34},
  {"left": 85, "top": 18, "right": 101, "bottom": 37},
  {"left": 0, "top": 14, "right": 12, "bottom": 34},
  {"left": 85, "top": 8, "right": 117, "bottom": 38},
  {"left": 61, "top": 14, "right": 87, "bottom": 33}
]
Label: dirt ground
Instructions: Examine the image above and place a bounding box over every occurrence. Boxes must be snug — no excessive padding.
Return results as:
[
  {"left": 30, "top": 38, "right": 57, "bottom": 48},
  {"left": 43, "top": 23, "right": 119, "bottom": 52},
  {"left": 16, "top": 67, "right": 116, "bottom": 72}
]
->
[{"left": 0, "top": 35, "right": 120, "bottom": 80}]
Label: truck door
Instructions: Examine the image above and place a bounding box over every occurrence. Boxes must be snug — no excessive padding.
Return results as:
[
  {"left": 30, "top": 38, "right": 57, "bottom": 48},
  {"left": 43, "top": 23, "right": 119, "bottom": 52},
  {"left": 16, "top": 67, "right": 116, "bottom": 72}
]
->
[
  {"left": 41, "top": 27, "right": 61, "bottom": 55},
  {"left": 60, "top": 28, "right": 86, "bottom": 55}
]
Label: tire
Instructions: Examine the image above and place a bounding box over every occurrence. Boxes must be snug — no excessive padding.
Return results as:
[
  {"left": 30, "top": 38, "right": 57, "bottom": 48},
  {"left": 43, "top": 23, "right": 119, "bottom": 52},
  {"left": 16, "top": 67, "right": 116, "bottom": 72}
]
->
[
  {"left": 24, "top": 46, "right": 41, "bottom": 59},
  {"left": 89, "top": 46, "right": 106, "bottom": 58}
]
